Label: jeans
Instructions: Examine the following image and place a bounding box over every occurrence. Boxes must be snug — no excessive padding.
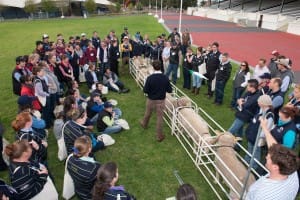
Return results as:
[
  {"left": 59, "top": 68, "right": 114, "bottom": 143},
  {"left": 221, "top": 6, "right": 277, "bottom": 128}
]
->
[
  {"left": 214, "top": 80, "right": 226, "bottom": 104},
  {"left": 102, "top": 125, "right": 122, "bottom": 134},
  {"left": 183, "top": 67, "right": 191, "bottom": 89},
  {"left": 106, "top": 80, "right": 125, "bottom": 92},
  {"left": 192, "top": 73, "right": 202, "bottom": 88},
  {"left": 91, "top": 108, "right": 122, "bottom": 124},
  {"left": 245, "top": 142, "right": 261, "bottom": 170},
  {"left": 228, "top": 118, "right": 245, "bottom": 137},
  {"left": 231, "top": 87, "right": 245, "bottom": 107},
  {"left": 165, "top": 63, "right": 178, "bottom": 84}
]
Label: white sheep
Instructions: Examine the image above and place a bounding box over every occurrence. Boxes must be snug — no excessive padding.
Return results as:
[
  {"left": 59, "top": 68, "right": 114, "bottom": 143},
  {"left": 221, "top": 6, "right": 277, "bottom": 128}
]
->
[
  {"left": 211, "top": 132, "right": 256, "bottom": 199},
  {"left": 177, "top": 107, "right": 211, "bottom": 145}
]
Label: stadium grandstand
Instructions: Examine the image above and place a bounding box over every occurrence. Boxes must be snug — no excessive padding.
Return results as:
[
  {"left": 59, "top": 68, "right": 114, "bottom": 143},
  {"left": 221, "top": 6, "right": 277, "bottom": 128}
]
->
[{"left": 189, "top": 0, "right": 300, "bottom": 35}]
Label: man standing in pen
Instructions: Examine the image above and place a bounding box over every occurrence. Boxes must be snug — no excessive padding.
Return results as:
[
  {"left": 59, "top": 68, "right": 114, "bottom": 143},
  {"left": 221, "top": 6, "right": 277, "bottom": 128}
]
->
[{"left": 140, "top": 60, "right": 172, "bottom": 142}]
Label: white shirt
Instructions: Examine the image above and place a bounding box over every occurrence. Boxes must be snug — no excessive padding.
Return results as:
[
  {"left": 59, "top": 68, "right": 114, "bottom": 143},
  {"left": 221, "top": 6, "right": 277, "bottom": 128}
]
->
[
  {"left": 162, "top": 47, "right": 170, "bottom": 59},
  {"left": 252, "top": 65, "right": 270, "bottom": 82},
  {"left": 246, "top": 172, "right": 299, "bottom": 200}
]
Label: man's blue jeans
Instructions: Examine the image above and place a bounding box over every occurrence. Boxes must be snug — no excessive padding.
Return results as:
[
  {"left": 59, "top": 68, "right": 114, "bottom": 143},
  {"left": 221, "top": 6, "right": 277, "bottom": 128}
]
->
[
  {"left": 228, "top": 118, "right": 245, "bottom": 137},
  {"left": 102, "top": 125, "right": 122, "bottom": 134},
  {"left": 165, "top": 63, "right": 178, "bottom": 84}
]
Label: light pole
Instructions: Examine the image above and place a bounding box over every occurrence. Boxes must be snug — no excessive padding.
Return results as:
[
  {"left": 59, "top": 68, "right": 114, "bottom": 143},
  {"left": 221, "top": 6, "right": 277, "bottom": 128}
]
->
[
  {"left": 148, "top": 0, "right": 152, "bottom": 15},
  {"left": 154, "top": 0, "right": 159, "bottom": 18},
  {"left": 158, "top": 0, "right": 164, "bottom": 23},
  {"left": 178, "top": 0, "right": 183, "bottom": 33}
]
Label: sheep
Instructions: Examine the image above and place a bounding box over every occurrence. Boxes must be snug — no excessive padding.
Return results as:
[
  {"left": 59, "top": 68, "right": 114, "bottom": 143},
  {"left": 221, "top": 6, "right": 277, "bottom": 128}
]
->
[
  {"left": 210, "top": 131, "right": 256, "bottom": 199},
  {"left": 177, "top": 107, "right": 210, "bottom": 143},
  {"left": 165, "top": 94, "right": 191, "bottom": 112}
]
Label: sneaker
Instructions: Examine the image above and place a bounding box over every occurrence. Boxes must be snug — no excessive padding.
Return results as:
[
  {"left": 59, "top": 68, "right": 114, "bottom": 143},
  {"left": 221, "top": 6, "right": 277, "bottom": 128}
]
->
[{"left": 121, "top": 88, "right": 130, "bottom": 93}]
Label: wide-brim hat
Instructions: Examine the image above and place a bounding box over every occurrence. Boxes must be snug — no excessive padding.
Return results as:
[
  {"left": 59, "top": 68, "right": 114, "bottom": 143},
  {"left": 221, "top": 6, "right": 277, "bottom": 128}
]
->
[{"left": 276, "top": 58, "right": 291, "bottom": 69}]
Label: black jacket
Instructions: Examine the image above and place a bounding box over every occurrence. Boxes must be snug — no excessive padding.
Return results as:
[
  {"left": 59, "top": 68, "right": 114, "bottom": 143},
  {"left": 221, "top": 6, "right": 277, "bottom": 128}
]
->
[
  {"left": 235, "top": 91, "right": 260, "bottom": 122},
  {"left": 216, "top": 61, "right": 232, "bottom": 82},
  {"left": 143, "top": 73, "right": 172, "bottom": 100}
]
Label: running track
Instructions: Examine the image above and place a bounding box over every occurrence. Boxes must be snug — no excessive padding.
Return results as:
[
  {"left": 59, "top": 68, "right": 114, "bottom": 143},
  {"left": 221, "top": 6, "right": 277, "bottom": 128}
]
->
[{"left": 162, "top": 12, "right": 300, "bottom": 82}]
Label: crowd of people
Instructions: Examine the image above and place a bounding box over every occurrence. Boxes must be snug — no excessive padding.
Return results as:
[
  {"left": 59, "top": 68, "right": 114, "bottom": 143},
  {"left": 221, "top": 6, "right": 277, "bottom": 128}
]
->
[{"left": 0, "top": 24, "right": 299, "bottom": 199}]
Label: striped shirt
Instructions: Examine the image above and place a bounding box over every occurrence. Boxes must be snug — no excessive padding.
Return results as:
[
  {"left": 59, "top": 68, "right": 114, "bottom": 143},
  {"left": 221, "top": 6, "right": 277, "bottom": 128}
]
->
[
  {"left": 63, "top": 120, "right": 87, "bottom": 154},
  {"left": 246, "top": 172, "right": 299, "bottom": 200},
  {"left": 9, "top": 161, "right": 48, "bottom": 200},
  {"left": 67, "top": 155, "right": 100, "bottom": 200}
]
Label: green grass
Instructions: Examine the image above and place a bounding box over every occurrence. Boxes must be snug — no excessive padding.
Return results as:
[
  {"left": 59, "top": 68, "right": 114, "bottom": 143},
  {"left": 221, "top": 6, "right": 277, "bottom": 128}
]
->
[{"left": 0, "top": 15, "right": 239, "bottom": 199}]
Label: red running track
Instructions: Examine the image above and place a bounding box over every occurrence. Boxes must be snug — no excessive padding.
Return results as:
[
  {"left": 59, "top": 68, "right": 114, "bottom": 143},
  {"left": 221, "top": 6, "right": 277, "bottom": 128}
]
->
[{"left": 163, "top": 12, "right": 300, "bottom": 81}]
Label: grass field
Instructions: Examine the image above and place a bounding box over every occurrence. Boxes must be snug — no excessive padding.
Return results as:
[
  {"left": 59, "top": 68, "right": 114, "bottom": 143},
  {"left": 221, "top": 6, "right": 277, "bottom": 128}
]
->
[{"left": 0, "top": 15, "right": 240, "bottom": 199}]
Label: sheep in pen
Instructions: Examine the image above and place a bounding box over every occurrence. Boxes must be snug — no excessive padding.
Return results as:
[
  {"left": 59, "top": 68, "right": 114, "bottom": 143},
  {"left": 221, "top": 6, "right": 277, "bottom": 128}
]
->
[
  {"left": 210, "top": 131, "right": 256, "bottom": 199},
  {"left": 165, "top": 93, "right": 213, "bottom": 152}
]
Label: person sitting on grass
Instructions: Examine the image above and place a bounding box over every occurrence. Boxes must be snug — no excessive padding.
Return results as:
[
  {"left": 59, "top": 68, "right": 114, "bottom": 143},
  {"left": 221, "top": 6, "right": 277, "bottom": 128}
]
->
[
  {"left": 67, "top": 136, "right": 101, "bottom": 200},
  {"left": 96, "top": 102, "right": 122, "bottom": 134},
  {"left": 5, "top": 140, "right": 58, "bottom": 200},
  {"left": 92, "top": 162, "right": 136, "bottom": 200},
  {"left": 102, "top": 68, "right": 129, "bottom": 93},
  {"left": 63, "top": 106, "right": 104, "bottom": 154}
]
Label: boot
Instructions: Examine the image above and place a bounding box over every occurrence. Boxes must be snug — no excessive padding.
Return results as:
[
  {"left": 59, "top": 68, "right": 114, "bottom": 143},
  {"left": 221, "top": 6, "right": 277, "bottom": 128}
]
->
[
  {"left": 191, "top": 87, "right": 195, "bottom": 94},
  {"left": 195, "top": 88, "right": 200, "bottom": 95}
]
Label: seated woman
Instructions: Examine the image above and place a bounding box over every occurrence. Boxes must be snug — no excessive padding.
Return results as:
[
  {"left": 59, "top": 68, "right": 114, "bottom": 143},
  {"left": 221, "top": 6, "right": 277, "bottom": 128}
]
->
[
  {"left": 260, "top": 106, "right": 298, "bottom": 149},
  {"left": 67, "top": 136, "right": 101, "bottom": 200},
  {"left": 63, "top": 106, "right": 104, "bottom": 154},
  {"left": 85, "top": 63, "right": 99, "bottom": 90},
  {"left": 5, "top": 140, "right": 58, "bottom": 200},
  {"left": 102, "top": 68, "right": 129, "bottom": 93},
  {"left": 12, "top": 112, "right": 47, "bottom": 164},
  {"left": 92, "top": 162, "right": 135, "bottom": 200}
]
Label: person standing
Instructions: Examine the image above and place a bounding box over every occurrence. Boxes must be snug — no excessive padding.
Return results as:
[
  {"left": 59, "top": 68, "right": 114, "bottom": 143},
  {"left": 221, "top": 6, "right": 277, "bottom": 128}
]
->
[
  {"left": 276, "top": 58, "right": 294, "bottom": 96},
  {"left": 109, "top": 39, "right": 120, "bottom": 76},
  {"left": 140, "top": 60, "right": 172, "bottom": 142},
  {"left": 165, "top": 42, "right": 181, "bottom": 84},
  {"left": 230, "top": 61, "right": 250, "bottom": 108},
  {"left": 268, "top": 50, "right": 280, "bottom": 78},
  {"left": 214, "top": 53, "right": 232, "bottom": 105},
  {"left": 228, "top": 79, "right": 260, "bottom": 138},
  {"left": 191, "top": 47, "right": 205, "bottom": 95},
  {"left": 168, "top": 27, "right": 180, "bottom": 43},
  {"left": 252, "top": 58, "right": 270, "bottom": 82},
  {"left": 181, "top": 28, "right": 191, "bottom": 57},
  {"left": 205, "top": 42, "right": 221, "bottom": 99},
  {"left": 182, "top": 47, "right": 194, "bottom": 90}
]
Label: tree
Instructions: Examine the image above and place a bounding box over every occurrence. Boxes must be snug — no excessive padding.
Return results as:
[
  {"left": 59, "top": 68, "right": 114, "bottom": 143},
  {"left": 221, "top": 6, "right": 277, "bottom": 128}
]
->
[
  {"left": 41, "top": 0, "right": 57, "bottom": 18},
  {"left": 84, "top": 0, "right": 96, "bottom": 14},
  {"left": 24, "top": 0, "right": 37, "bottom": 18}
]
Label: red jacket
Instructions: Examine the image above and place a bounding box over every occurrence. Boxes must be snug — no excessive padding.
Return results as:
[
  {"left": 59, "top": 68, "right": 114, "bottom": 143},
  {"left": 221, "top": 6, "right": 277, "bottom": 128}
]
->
[
  {"left": 85, "top": 47, "right": 97, "bottom": 63},
  {"left": 21, "top": 84, "right": 41, "bottom": 111}
]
